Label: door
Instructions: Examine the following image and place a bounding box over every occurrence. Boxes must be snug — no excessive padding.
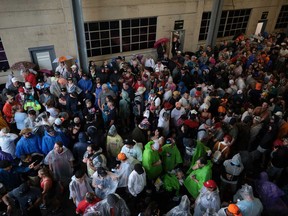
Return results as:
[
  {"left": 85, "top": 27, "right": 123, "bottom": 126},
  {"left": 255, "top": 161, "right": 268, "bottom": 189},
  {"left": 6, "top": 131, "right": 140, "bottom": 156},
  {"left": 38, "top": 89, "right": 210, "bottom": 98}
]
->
[
  {"left": 171, "top": 30, "right": 185, "bottom": 57},
  {"left": 29, "top": 45, "right": 56, "bottom": 71},
  {"left": 255, "top": 20, "right": 267, "bottom": 36}
]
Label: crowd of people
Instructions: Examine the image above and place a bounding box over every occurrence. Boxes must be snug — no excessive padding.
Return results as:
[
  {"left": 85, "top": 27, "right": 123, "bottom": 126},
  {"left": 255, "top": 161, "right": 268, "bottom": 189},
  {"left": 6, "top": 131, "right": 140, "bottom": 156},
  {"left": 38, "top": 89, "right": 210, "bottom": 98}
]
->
[{"left": 0, "top": 31, "right": 287, "bottom": 216}]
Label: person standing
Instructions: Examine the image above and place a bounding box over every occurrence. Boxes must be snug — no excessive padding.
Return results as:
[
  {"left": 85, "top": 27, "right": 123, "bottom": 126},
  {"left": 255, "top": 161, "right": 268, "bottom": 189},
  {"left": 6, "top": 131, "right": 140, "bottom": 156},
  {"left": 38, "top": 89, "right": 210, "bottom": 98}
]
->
[
  {"left": 142, "top": 140, "right": 162, "bottom": 180},
  {"left": 44, "top": 141, "right": 74, "bottom": 186},
  {"left": 184, "top": 157, "right": 212, "bottom": 199},
  {"left": 128, "top": 163, "right": 146, "bottom": 197},
  {"left": 0, "top": 127, "right": 18, "bottom": 159},
  {"left": 69, "top": 169, "right": 94, "bottom": 206},
  {"left": 193, "top": 180, "right": 221, "bottom": 216}
]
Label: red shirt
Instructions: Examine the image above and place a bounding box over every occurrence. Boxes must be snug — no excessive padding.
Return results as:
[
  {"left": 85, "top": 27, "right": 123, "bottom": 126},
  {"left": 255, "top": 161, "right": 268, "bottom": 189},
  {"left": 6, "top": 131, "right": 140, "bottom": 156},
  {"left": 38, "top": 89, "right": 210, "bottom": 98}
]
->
[
  {"left": 76, "top": 198, "right": 101, "bottom": 215},
  {"left": 25, "top": 73, "right": 37, "bottom": 87}
]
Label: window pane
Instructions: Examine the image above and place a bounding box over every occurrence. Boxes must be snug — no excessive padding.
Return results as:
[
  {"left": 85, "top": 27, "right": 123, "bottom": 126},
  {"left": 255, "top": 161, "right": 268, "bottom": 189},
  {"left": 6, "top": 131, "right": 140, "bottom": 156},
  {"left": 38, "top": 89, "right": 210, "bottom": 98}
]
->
[
  {"left": 132, "top": 36, "right": 139, "bottom": 42},
  {"left": 148, "top": 33, "right": 156, "bottom": 41},
  {"left": 101, "top": 39, "right": 110, "bottom": 47},
  {"left": 140, "top": 35, "right": 147, "bottom": 41},
  {"left": 131, "top": 19, "right": 139, "bottom": 27},
  {"left": 111, "top": 38, "right": 120, "bottom": 46},
  {"left": 89, "top": 23, "right": 99, "bottom": 31},
  {"left": 149, "top": 26, "right": 156, "bottom": 33},
  {"left": 111, "top": 46, "right": 120, "bottom": 53},
  {"left": 122, "top": 36, "right": 131, "bottom": 44},
  {"left": 110, "top": 21, "right": 119, "bottom": 29},
  {"left": 122, "top": 44, "right": 131, "bottom": 52},
  {"left": 87, "top": 50, "right": 91, "bottom": 57},
  {"left": 132, "top": 28, "right": 139, "bottom": 35},
  {"left": 122, "top": 29, "right": 130, "bottom": 36},
  {"left": 86, "top": 42, "right": 90, "bottom": 49},
  {"left": 140, "top": 42, "right": 147, "bottom": 49},
  {"left": 110, "top": 30, "right": 119, "bottom": 37},
  {"left": 140, "top": 27, "right": 148, "bottom": 34},
  {"left": 140, "top": 18, "right": 148, "bottom": 26},
  {"left": 92, "top": 49, "right": 101, "bottom": 56},
  {"left": 100, "top": 31, "right": 109, "bottom": 38},
  {"left": 149, "top": 17, "right": 157, "bottom": 25},
  {"left": 100, "top": 22, "right": 109, "bottom": 30},
  {"left": 0, "top": 52, "right": 7, "bottom": 61},
  {"left": 122, "top": 20, "right": 130, "bottom": 28},
  {"left": 102, "top": 47, "right": 110, "bottom": 55},
  {"left": 148, "top": 41, "right": 154, "bottom": 48},
  {"left": 90, "top": 32, "right": 99, "bottom": 40},
  {"left": 84, "top": 23, "right": 88, "bottom": 31},
  {"left": 131, "top": 43, "right": 139, "bottom": 51},
  {"left": 85, "top": 33, "right": 89, "bottom": 40},
  {"left": 91, "top": 40, "right": 100, "bottom": 48}
]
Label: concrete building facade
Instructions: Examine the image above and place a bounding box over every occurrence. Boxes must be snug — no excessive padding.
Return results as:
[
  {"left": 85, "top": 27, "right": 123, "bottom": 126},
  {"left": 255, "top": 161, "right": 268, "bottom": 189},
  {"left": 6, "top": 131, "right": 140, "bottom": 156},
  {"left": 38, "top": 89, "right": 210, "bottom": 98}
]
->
[{"left": 0, "top": 0, "right": 287, "bottom": 77}]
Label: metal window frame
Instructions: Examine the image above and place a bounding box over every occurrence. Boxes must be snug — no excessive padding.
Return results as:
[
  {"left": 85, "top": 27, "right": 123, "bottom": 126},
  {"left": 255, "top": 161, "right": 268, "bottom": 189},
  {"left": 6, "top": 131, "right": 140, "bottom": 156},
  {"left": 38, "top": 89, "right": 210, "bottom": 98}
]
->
[
  {"left": 275, "top": 5, "right": 288, "bottom": 29},
  {"left": 85, "top": 17, "right": 157, "bottom": 57}
]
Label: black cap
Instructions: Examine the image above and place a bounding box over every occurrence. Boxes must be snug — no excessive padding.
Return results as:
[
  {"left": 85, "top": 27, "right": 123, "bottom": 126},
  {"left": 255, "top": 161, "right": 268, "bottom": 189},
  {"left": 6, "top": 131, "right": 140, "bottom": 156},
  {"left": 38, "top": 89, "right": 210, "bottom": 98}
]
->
[
  {"left": 61, "top": 87, "right": 67, "bottom": 92},
  {"left": 55, "top": 71, "right": 60, "bottom": 75},
  {"left": 116, "top": 56, "right": 122, "bottom": 60},
  {"left": 123, "top": 139, "right": 136, "bottom": 146},
  {"left": 37, "top": 78, "right": 44, "bottom": 83},
  {"left": 0, "top": 160, "right": 11, "bottom": 169},
  {"left": 97, "top": 167, "right": 107, "bottom": 177},
  {"left": 67, "top": 77, "right": 73, "bottom": 81},
  {"left": 134, "top": 163, "right": 144, "bottom": 174}
]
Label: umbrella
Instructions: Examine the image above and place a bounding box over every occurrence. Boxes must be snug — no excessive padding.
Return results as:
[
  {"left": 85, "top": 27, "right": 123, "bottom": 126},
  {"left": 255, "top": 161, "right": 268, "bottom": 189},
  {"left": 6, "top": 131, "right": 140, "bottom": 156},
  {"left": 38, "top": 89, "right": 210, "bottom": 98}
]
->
[
  {"left": 10, "top": 61, "right": 36, "bottom": 71},
  {"left": 53, "top": 55, "right": 73, "bottom": 63},
  {"left": 154, "top": 38, "right": 170, "bottom": 48},
  {"left": 38, "top": 69, "right": 53, "bottom": 76}
]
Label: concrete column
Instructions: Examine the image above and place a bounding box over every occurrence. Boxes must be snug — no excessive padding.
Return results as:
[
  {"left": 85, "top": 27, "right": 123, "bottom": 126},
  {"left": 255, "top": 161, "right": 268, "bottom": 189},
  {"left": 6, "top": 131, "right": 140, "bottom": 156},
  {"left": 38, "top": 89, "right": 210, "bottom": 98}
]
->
[
  {"left": 71, "top": 0, "right": 88, "bottom": 73},
  {"left": 206, "top": 0, "right": 224, "bottom": 47}
]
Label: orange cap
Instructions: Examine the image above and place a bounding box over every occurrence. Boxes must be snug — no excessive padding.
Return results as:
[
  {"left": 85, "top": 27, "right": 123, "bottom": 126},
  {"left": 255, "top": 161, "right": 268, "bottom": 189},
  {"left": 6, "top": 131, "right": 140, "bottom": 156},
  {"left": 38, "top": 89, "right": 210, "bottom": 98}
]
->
[
  {"left": 117, "top": 153, "right": 127, "bottom": 161},
  {"left": 227, "top": 204, "right": 242, "bottom": 216}
]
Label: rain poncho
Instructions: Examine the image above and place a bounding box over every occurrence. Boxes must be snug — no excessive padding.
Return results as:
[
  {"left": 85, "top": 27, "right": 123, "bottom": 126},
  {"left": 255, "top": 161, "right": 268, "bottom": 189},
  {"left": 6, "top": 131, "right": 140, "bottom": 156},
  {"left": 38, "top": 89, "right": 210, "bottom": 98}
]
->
[
  {"left": 162, "top": 173, "right": 180, "bottom": 193},
  {"left": 234, "top": 184, "right": 263, "bottom": 216},
  {"left": 42, "top": 131, "right": 69, "bottom": 155},
  {"left": 160, "top": 143, "right": 183, "bottom": 172},
  {"left": 142, "top": 141, "right": 163, "bottom": 179},
  {"left": 106, "top": 125, "right": 123, "bottom": 158},
  {"left": 194, "top": 186, "right": 221, "bottom": 216},
  {"left": 184, "top": 160, "right": 212, "bottom": 199},
  {"left": 92, "top": 171, "right": 118, "bottom": 199},
  {"left": 84, "top": 193, "right": 130, "bottom": 216},
  {"left": 15, "top": 134, "right": 42, "bottom": 158},
  {"left": 128, "top": 170, "right": 146, "bottom": 197},
  {"left": 44, "top": 146, "right": 74, "bottom": 185},
  {"left": 69, "top": 174, "right": 93, "bottom": 206},
  {"left": 115, "top": 159, "right": 134, "bottom": 188},
  {"left": 255, "top": 172, "right": 288, "bottom": 215},
  {"left": 83, "top": 148, "right": 107, "bottom": 177},
  {"left": 187, "top": 141, "right": 210, "bottom": 174},
  {"left": 119, "top": 91, "right": 131, "bottom": 118},
  {"left": 165, "top": 195, "right": 192, "bottom": 216},
  {"left": 221, "top": 153, "right": 244, "bottom": 184}
]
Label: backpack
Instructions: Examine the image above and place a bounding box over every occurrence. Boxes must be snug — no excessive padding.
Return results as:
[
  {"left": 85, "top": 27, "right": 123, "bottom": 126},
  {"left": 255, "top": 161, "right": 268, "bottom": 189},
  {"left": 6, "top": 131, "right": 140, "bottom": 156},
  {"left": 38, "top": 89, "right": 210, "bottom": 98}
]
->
[{"left": 212, "top": 142, "right": 228, "bottom": 164}]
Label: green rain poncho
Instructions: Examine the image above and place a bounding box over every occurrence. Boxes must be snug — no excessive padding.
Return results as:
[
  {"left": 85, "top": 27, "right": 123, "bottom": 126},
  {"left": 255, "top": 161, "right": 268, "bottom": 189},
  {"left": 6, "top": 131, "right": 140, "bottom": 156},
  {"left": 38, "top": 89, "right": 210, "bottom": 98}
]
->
[
  {"left": 187, "top": 140, "right": 210, "bottom": 174},
  {"left": 183, "top": 160, "right": 212, "bottom": 199},
  {"left": 142, "top": 141, "right": 163, "bottom": 180},
  {"left": 160, "top": 143, "right": 183, "bottom": 172}
]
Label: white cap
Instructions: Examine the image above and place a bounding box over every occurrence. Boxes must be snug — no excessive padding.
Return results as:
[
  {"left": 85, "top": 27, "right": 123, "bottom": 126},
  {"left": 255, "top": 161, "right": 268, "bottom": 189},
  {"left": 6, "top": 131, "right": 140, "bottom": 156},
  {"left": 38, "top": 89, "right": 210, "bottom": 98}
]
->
[
  {"left": 190, "top": 109, "right": 198, "bottom": 115},
  {"left": 71, "top": 64, "right": 77, "bottom": 69},
  {"left": 237, "top": 90, "right": 243, "bottom": 94},
  {"left": 25, "top": 82, "right": 32, "bottom": 89},
  {"left": 11, "top": 77, "right": 18, "bottom": 83},
  {"left": 275, "top": 111, "right": 283, "bottom": 118}
]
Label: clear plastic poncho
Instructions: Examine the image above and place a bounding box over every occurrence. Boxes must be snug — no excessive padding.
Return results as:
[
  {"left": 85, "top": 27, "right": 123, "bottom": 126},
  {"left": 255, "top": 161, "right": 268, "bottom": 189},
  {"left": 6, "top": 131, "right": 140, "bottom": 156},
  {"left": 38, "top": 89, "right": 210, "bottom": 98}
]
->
[
  {"left": 165, "top": 195, "right": 192, "bottom": 216},
  {"left": 92, "top": 171, "right": 118, "bottom": 199},
  {"left": 84, "top": 193, "right": 130, "bottom": 216}
]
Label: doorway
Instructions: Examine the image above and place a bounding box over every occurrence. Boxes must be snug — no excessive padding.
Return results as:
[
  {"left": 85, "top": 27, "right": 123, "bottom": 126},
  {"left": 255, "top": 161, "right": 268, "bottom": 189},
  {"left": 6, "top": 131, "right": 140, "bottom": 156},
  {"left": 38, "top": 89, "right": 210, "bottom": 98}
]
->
[
  {"left": 254, "top": 20, "right": 267, "bottom": 36},
  {"left": 29, "top": 45, "right": 56, "bottom": 71},
  {"left": 171, "top": 30, "right": 185, "bottom": 57}
]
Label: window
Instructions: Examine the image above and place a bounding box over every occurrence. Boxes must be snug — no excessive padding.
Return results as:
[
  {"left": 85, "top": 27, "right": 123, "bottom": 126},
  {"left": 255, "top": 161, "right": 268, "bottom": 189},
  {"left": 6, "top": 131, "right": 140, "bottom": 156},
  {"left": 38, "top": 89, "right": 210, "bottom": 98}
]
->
[
  {"left": 275, "top": 5, "right": 288, "bottom": 29},
  {"left": 198, "top": 9, "right": 251, "bottom": 41},
  {"left": 198, "top": 12, "right": 211, "bottom": 41},
  {"left": 0, "top": 37, "right": 9, "bottom": 71},
  {"left": 85, "top": 17, "right": 157, "bottom": 57}
]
